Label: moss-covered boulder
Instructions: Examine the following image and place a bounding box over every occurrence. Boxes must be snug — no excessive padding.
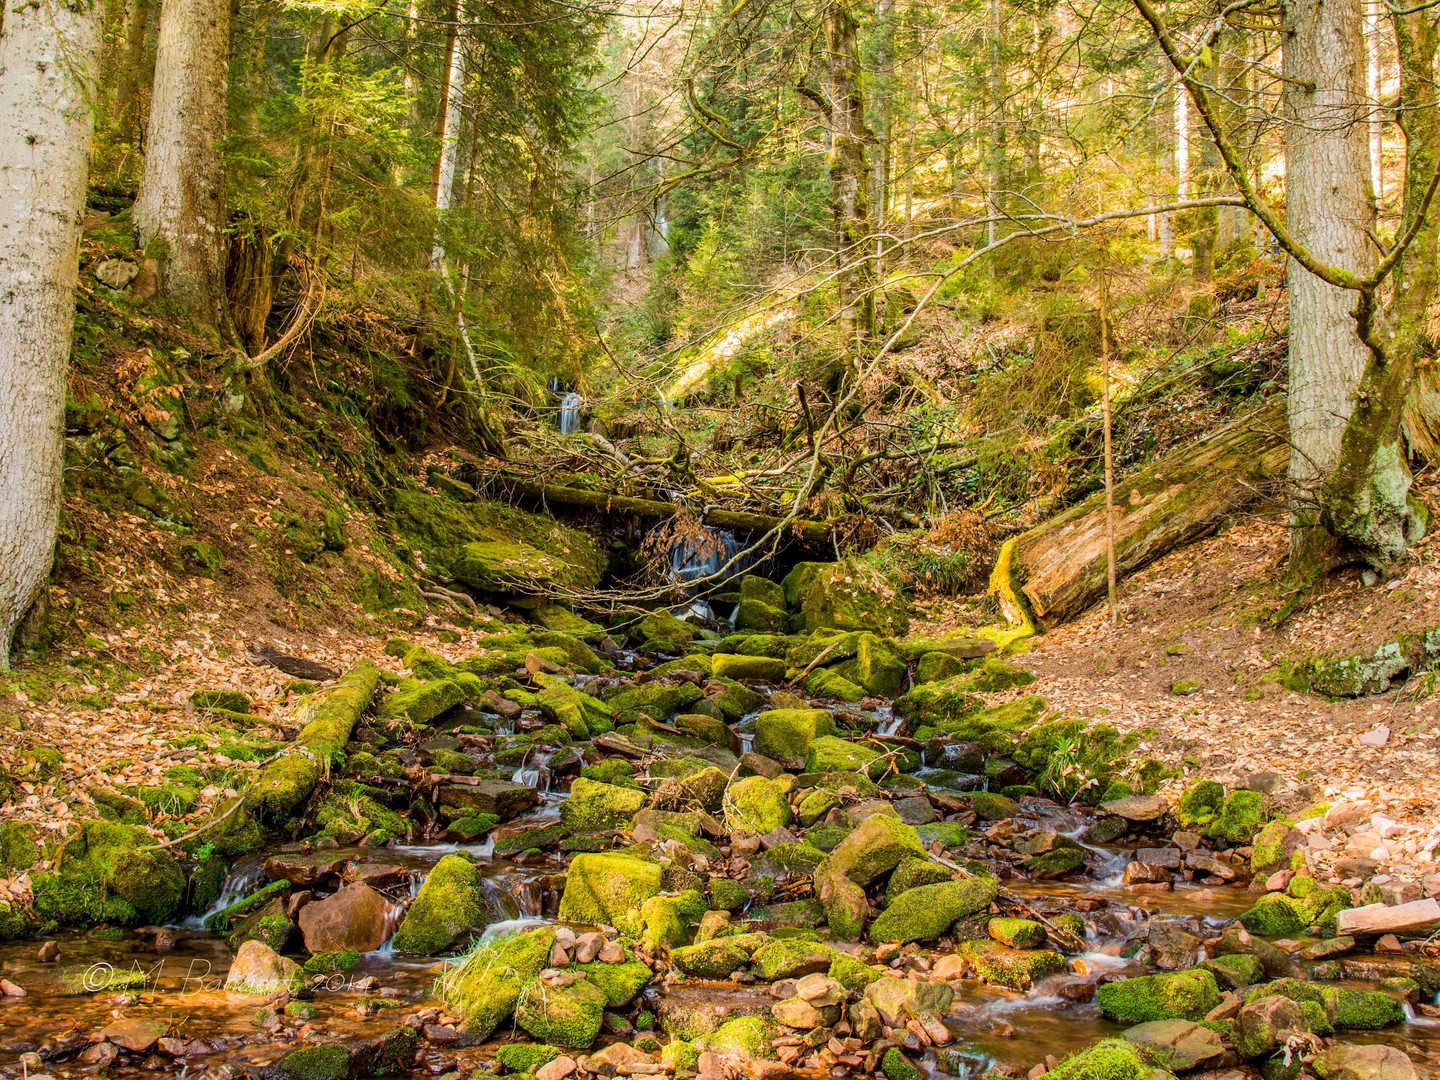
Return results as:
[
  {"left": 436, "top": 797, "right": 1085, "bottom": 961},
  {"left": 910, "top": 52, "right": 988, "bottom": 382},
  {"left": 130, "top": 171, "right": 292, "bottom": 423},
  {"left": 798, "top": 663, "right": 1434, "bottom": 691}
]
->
[
  {"left": 1199, "top": 952, "right": 1265, "bottom": 989},
  {"left": 915, "top": 652, "right": 966, "bottom": 685},
  {"left": 537, "top": 684, "right": 615, "bottom": 739},
  {"left": 495, "top": 1044, "right": 563, "bottom": 1074},
  {"left": 884, "top": 856, "right": 955, "bottom": 902},
  {"left": 958, "top": 939, "right": 1067, "bottom": 990},
  {"left": 868, "top": 877, "right": 997, "bottom": 943},
  {"left": 1175, "top": 780, "right": 1225, "bottom": 830},
  {"left": 1251, "top": 819, "right": 1303, "bottom": 877},
  {"left": 988, "top": 917, "right": 1046, "bottom": 949},
  {"left": 724, "top": 775, "right": 794, "bottom": 834},
  {"left": 391, "top": 854, "right": 501, "bottom": 954},
  {"left": 514, "top": 976, "right": 608, "bottom": 1048},
  {"left": 1046, "top": 1040, "right": 1160, "bottom": 1080},
  {"left": 559, "top": 777, "right": 647, "bottom": 831},
  {"left": 671, "top": 935, "right": 759, "bottom": 978},
  {"left": 800, "top": 558, "right": 909, "bottom": 635},
  {"left": 1205, "top": 789, "right": 1264, "bottom": 845},
  {"left": 697, "top": 1016, "right": 779, "bottom": 1060},
  {"left": 1319, "top": 985, "right": 1406, "bottom": 1029},
  {"left": 636, "top": 611, "right": 696, "bottom": 653},
  {"left": 602, "top": 681, "right": 704, "bottom": 725},
  {"left": 557, "top": 852, "right": 662, "bottom": 924},
  {"left": 1239, "top": 893, "right": 1311, "bottom": 937},
  {"left": 32, "top": 820, "right": 185, "bottom": 926},
  {"left": 575, "top": 948, "right": 654, "bottom": 1006},
  {"left": 224, "top": 939, "right": 305, "bottom": 994},
  {"left": 712, "top": 654, "right": 787, "bottom": 682},
  {"left": 752, "top": 937, "right": 841, "bottom": 980},
  {"left": 754, "top": 709, "right": 835, "bottom": 769},
  {"left": 638, "top": 890, "right": 709, "bottom": 949},
  {"left": 781, "top": 563, "right": 826, "bottom": 609},
  {"left": 955, "top": 657, "right": 1036, "bottom": 693},
  {"left": 819, "top": 814, "right": 927, "bottom": 886},
  {"left": 855, "top": 635, "right": 907, "bottom": 695},
  {"left": 802, "top": 667, "right": 866, "bottom": 702},
  {"left": 804, "top": 735, "right": 883, "bottom": 778},
  {"left": 891, "top": 678, "right": 987, "bottom": 733},
  {"left": 438, "top": 926, "right": 557, "bottom": 1039},
  {"left": 1097, "top": 969, "right": 1221, "bottom": 1023}
]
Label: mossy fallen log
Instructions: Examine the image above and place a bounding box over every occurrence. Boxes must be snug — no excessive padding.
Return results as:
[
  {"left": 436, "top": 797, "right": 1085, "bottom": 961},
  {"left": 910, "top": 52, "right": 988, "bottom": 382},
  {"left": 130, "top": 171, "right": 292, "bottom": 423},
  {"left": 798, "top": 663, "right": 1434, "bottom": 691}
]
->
[
  {"left": 991, "top": 400, "right": 1288, "bottom": 628},
  {"left": 244, "top": 661, "right": 381, "bottom": 823},
  {"left": 493, "top": 475, "right": 836, "bottom": 544}
]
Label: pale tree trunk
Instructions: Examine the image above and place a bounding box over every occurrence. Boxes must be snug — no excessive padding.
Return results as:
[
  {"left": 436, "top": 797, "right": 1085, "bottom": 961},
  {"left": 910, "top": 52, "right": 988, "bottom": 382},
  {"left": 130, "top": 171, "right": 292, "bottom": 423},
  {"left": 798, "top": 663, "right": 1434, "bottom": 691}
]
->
[
  {"left": 133, "top": 0, "right": 231, "bottom": 328},
  {"left": 1367, "top": 3, "right": 1383, "bottom": 203},
  {"left": 824, "top": 0, "right": 874, "bottom": 369},
  {"left": 987, "top": 0, "right": 1003, "bottom": 248},
  {"left": 0, "top": 0, "right": 104, "bottom": 666},
  {"left": 1281, "top": 0, "right": 1376, "bottom": 553},
  {"left": 1189, "top": 33, "right": 1222, "bottom": 316}
]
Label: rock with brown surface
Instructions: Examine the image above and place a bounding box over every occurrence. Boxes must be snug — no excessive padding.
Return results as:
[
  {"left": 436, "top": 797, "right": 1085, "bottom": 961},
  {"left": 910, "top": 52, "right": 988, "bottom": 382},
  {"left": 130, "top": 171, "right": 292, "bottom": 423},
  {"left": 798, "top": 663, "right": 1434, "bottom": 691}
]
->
[
  {"left": 298, "top": 883, "right": 394, "bottom": 953},
  {"left": 1336, "top": 898, "right": 1440, "bottom": 938},
  {"left": 96, "top": 1019, "right": 167, "bottom": 1054}
]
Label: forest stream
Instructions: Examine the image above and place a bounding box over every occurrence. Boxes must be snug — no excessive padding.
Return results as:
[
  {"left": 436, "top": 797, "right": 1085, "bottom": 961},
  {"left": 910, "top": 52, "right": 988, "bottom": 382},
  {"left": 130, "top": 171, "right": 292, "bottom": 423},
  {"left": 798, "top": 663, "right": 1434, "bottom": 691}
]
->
[{"left": 2, "top": 609, "right": 1439, "bottom": 1080}]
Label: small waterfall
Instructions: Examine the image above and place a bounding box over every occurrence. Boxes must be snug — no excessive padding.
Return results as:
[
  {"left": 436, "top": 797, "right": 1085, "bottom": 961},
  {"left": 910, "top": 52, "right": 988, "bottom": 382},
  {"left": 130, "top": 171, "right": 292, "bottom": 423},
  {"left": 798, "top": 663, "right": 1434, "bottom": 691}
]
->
[
  {"left": 512, "top": 751, "right": 553, "bottom": 793},
  {"left": 669, "top": 527, "right": 746, "bottom": 588},
  {"left": 557, "top": 391, "right": 582, "bottom": 434},
  {"left": 185, "top": 855, "right": 266, "bottom": 929}
]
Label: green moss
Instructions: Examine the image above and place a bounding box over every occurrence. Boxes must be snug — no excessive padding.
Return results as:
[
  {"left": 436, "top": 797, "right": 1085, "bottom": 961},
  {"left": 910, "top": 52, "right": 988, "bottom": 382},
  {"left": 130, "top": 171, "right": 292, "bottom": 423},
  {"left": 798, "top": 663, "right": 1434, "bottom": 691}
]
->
[
  {"left": 392, "top": 853, "right": 494, "bottom": 954},
  {"left": 754, "top": 709, "right": 835, "bottom": 766},
  {"left": 708, "top": 878, "right": 749, "bottom": 912},
  {"left": 958, "top": 940, "right": 1066, "bottom": 990},
  {"left": 869, "top": 877, "right": 998, "bottom": 943},
  {"left": 803, "top": 736, "right": 883, "bottom": 778},
  {"left": 1204, "top": 789, "right": 1264, "bottom": 845},
  {"left": 0, "top": 822, "right": 40, "bottom": 870},
  {"left": 1045, "top": 1040, "right": 1156, "bottom": 1080},
  {"left": 698, "top": 1016, "right": 779, "bottom": 1060},
  {"left": 1175, "top": 780, "right": 1225, "bottom": 829},
  {"left": 575, "top": 950, "right": 654, "bottom": 1005},
  {"left": 557, "top": 852, "right": 662, "bottom": 924},
  {"left": 1319, "top": 985, "right": 1406, "bottom": 1029},
  {"left": 1239, "top": 893, "right": 1311, "bottom": 937},
  {"left": 437, "top": 926, "right": 557, "bottom": 1039},
  {"left": 579, "top": 759, "right": 642, "bottom": 790},
  {"left": 271, "top": 1044, "right": 352, "bottom": 1080},
  {"left": 303, "top": 949, "right": 360, "bottom": 973},
  {"left": 514, "top": 977, "right": 608, "bottom": 1048},
  {"left": 34, "top": 819, "right": 185, "bottom": 926},
  {"left": 638, "top": 890, "right": 709, "bottom": 949},
  {"left": 987, "top": 917, "right": 1046, "bottom": 949},
  {"left": 1096, "top": 969, "right": 1221, "bottom": 1023},
  {"left": 496, "top": 1045, "right": 563, "bottom": 1073},
  {"left": 559, "top": 777, "right": 647, "bottom": 831},
  {"left": 881, "top": 1047, "right": 924, "bottom": 1080},
  {"left": 751, "top": 937, "right": 840, "bottom": 980},
  {"left": 724, "top": 775, "right": 794, "bottom": 834}
]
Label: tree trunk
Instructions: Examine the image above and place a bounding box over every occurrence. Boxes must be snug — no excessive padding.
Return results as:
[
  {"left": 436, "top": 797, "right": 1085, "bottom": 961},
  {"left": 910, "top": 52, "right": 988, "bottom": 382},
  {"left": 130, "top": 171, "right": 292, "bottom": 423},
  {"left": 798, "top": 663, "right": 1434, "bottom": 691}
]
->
[
  {"left": 987, "top": 0, "right": 1004, "bottom": 248},
  {"left": 0, "top": 0, "right": 104, "bottom": 667},
  {"left": 133, "top": 0, "right": 232, "bottom": 328},
  {"left": 1315, "top": 3, "right": 1436, "bottom": 563},
  {"left": 1189, "top": 33, "right": 1222, "bottom": 317},
  {"left": 113, "top": 0, "right": 150, "bottom": 145},
  {"left": 990, "top": 401, "right": 1289, "bottom": 628},
  {"left": 1281, "top": 0, "right": 1375, "bottom": 553},
  {"left": 825, "top": 0, "right": 874, "bottom": 368}
]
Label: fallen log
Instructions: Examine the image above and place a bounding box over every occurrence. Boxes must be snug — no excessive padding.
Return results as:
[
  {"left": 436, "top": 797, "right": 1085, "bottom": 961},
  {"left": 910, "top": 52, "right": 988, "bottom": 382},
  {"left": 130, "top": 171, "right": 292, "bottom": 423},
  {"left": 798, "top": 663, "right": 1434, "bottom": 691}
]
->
[
  {"left": 990, "top": 400, "right": 1288, "bottom": 628},
  {"left": 244, "top": 660, "right": 381, "bottom": 823},
  {"left": 490, "top": 474, "right": 836, "bottom": 544}
]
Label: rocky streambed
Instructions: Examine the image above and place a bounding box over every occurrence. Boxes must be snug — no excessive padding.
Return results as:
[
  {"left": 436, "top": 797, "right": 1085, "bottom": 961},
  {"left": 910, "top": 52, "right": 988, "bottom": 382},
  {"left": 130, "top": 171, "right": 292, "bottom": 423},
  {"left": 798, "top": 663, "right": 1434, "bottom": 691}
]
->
[{"left": 2, "top": 577, "right": 1439, "bottom": 1080}]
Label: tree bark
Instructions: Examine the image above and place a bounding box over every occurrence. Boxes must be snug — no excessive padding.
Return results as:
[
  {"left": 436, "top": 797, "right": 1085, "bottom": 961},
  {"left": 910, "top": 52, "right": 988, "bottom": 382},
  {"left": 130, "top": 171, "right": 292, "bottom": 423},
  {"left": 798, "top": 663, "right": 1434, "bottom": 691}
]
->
[
  {"left": 113, "top": 0, "right": 150, "bottom": 145},
  {"left": 1189, "top": 33, "right": 1223, "bottom": 316},
  {"left": 824, "top": 0, "right": 875, "bottom": 369},
  {"left": 991, "top": 401, "right": 1289, "bottom": 628},
  {"left": 0, "top": 0, "right": 104, "bottom": 667},
  {"left": 133, "top": 0, "right": 232, "bottom": 328},
  {"left": 1281, "top": 0, "right": 1375, "bottom": 553}
]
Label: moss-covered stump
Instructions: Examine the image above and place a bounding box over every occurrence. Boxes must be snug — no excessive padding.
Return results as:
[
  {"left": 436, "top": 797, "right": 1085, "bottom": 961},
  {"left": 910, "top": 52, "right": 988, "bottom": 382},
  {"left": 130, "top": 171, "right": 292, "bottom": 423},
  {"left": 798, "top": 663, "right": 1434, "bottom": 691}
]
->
[
  {"left": 245, "top": 661, "right": 381, "bottom": 823},
  {"left": 391, "top": 854, "right": 501, "bottom": 954},
  {"left": 557, "top": 852, "right": 662, "bottom": 924},
  {"left": 868, "top": 877, "right": 997, "bottom": 943},
  {"left": 1097, "top": 969, "right": 1221, "bottom": 1023},
  {"left": 437, "top": 925, "right": 557, "bottom": 1039},
  {"left": 32, "top": 820, "right": 185, "bottom": 926}
]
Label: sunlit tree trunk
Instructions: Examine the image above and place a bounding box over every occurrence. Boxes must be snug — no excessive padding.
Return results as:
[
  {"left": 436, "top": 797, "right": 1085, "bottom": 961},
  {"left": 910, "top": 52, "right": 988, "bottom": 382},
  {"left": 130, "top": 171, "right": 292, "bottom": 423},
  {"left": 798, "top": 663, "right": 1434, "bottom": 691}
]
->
[
  {"left": 114, "top": 0, "right": 150, "bottom": 146},
  {"left": 1189, "top": 32, "right": 1222, "bottom": 316},
  {"left": 0, "top": 0, "right": 104, "bottom": 666},
  {"left": 1281, "top": 0, "right": 1376, "bottom": 556},
  {"left": 987, "top": 0, "right": 1004, "bottom": 247},
  {"left": 133, "top": 0, "right": 231, "bottom": 328}
]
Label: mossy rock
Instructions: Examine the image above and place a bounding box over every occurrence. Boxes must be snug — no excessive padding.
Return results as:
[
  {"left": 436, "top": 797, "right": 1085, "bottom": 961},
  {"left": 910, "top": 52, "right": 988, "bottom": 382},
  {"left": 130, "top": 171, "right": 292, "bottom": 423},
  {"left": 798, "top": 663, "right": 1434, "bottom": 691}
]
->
[
  {"left": 707, "top": 676, "right": 764, "bottom": 722},
  {"left": 881, "top": 1047, "right": 924, "bottom": 1080},
  {"left": 916, "top": 652, "right": 966, "bottom": 684},
  {"left": 800, "top": 558, "right": 909, "bottom": 635},
  {"left": 391, "top": 854, "right": 503, "bottom": 954},
  {"left": 268, "top": 1044, "right": 352, "bottom": 1080},
  {"left": 869, "top": 877, "right": 998, "bottom": 943},
  {"left": 804, "top": 735, "right": 883, "bottom": 778},
  {"left": 1239, "top": 893, "right": 1311, "bottom": 937},
  {"left": 803, "top": 667, "right": 867, "bottom": 702},
  {"left": 781, "top": 563, "right": 826, "bottom": 609},
  {"left": 987, "top": 917, "right": 1046, "bottom": 949},
  {"left": 437, "top": 925, "right": 557, "bottom": 1039},
  {"left": 1097, "top": 969, "right": 1221, "bottom": 1023},
  {"left": 1024, "top": 847, "right": 1085, "bottom": 878},
  {"left": 34, "top": 819, "right": 185, "bottom": 926},
  {"left": 602, "top": 681, "right": 704, "bottom": 725},
  {"left": 671, "top": 935, "right": 757, "bottom": 978},
  {"left": 574, "top": 949, "right": 654, "bottom": 1006},
  {"left": 751, "top": 937, "right": 841, "bottom": 980},
  {"left": 557, "top": 852, "right": 662, "bottom": 924},
  {"left": 0, "top": 822, "right": 40, "bottom": 870},
  {"left": 884, "top": 856, "right": 955, "bottom": 903},
  {"left": 697, "top": 1016, "right": 779, "bottom": 1060},
  {"left": 514, "top": 976, "right": 608, "bottom": 1048},
  {"left": 970, "top": 792, "right": 1021, "bottom": 821},
  {"left": 496, "top": 1044, "right": 563, "bottom": 1074},
  {"left": 959, "top": 939, "right": 1066, "bottom": 990},
  {"left": 708, "top": 878, "right": 750, "bottom": 912},
  {"left": 819, "top": 814, "right": 927, "bottom": 886},
  {"left": 1199, "top": 952, "right": 1265, "bottom": 989},
  {"left": 1046, "top": 1039, "right": 1158, "bottom": 1080},
  {"left": 1318, "top": 985, "right": 1406, "bottom": 1029},
  {"left": 855, "top": 634, "right": 907, "bottom": 695},
  {"left": 636, "top": 610, "right": 697, "bottom": 653},
  {"left": 754, "top": 709, "right": 835, "bottom": 769},
  {"left": 954, "top": 657, "right": 1035, "bottom": 693},
  {"left": 192, "top": 690, "right": 252, "bottom": 713},
  {"left": 1204, "top": 789, "right": 1264, "bottom": 845},
  {"left": 891, "top": 678, "right": 987, "bottom": 732},
  {"left": 1176, "top": 780, "right": 1225, "bottom": 829},
  {"left": 724, "top": 775, "right": 794, "bottom": 834},
  {"left": 712, "top": 654, "right": 787, "bottom": 681},
  {"left": 559, "top": 777, "right": 647, "bottom": 831},
  {"left": 638, "top": 889, "right": 709, "bottom": 949}
]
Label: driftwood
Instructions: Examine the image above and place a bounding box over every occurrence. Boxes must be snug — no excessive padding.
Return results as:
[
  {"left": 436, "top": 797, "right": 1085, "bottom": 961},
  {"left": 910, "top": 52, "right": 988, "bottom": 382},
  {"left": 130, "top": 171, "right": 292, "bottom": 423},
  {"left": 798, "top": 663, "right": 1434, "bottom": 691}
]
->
[
  {"left": 492, "top": 474, "right": 836, "bottom": 544},
  {"left": 992, "top": 400, "right": 1288, "bottom": 628}
]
